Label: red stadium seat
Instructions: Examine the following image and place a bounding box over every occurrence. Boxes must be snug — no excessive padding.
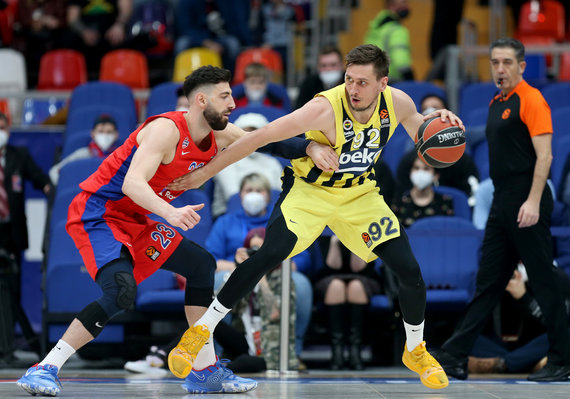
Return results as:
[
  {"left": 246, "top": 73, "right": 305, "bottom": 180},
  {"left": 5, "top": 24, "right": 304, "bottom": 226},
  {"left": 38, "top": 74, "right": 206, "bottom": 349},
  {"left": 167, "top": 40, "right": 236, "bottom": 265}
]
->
[
  {"left": 100, "top": 49, "right": 149, "bottom": 89},
  {"left": 0, "top": 99, "right": 11, "bottom": 124},
  {"left": 516, "top": 0, "right": 566, "bottom": 41},
  {"left": 233, "top": 48, "right": 284, "bottom": 85},
  {"left": 0, "top": 0, "right": 17, "bottom": 46},
  {"left": 38, "top": 50, "right": 87, "bottom": 91},
  {"left": 560, "top": 52, "right": 570, "bottom": 81}
]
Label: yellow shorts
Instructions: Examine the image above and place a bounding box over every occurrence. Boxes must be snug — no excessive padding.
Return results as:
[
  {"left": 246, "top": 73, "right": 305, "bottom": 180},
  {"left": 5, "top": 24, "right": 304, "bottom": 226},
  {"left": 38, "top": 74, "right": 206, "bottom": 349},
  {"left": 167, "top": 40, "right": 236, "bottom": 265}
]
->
[{"left": 278, "top": 170, "right": 400, "bottom": 263}]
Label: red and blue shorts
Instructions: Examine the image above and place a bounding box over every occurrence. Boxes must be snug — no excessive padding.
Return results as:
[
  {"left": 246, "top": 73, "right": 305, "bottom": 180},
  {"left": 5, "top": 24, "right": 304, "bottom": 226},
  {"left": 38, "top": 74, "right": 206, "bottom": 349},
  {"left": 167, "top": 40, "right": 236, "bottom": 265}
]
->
[{"left": 66, "top": 191, "right": 183, "bottom": 284}]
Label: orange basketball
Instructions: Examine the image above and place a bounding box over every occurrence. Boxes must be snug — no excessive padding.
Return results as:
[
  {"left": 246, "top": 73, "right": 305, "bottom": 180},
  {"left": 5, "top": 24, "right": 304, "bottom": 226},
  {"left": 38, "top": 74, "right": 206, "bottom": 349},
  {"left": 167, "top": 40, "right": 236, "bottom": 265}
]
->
[{"left": 415, "top": 117, "right": 466, "bottom": 168}]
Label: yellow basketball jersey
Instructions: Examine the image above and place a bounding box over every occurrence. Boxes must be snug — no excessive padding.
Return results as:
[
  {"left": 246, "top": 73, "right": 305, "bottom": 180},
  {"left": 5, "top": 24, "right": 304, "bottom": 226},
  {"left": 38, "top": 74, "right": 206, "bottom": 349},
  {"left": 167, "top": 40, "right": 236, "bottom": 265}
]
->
[{"left": 291, "top": 84, "right": 398, "bottom": 188}]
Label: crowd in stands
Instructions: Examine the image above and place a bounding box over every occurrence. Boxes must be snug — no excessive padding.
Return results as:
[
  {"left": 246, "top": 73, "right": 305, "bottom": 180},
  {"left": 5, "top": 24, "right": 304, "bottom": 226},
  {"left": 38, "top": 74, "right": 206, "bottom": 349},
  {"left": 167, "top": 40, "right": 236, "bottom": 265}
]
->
[{"left": 1, "top": 0, "right": 570, "bottom": 375}]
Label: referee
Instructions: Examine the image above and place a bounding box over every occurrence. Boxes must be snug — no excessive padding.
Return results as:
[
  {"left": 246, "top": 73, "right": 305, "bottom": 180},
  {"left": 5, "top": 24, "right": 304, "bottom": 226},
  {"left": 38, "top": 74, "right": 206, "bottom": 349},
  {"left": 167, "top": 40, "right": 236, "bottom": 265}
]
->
[{"left": 434, "top": 37, "right": 570, "bottom": 381}]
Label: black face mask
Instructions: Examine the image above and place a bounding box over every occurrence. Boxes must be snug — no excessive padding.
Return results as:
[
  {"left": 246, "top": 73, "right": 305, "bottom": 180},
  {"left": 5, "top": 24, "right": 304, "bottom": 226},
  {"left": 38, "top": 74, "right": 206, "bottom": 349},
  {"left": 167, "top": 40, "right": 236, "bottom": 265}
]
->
[{"left": 396, "top": 8, "right": 410, "bottom": 19}]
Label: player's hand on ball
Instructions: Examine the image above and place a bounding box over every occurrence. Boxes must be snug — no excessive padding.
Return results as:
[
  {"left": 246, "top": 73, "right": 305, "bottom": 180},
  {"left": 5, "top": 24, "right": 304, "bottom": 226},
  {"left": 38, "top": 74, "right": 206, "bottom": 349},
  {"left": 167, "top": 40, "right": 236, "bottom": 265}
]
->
[
  {"left": 423, "top": 109, "right": 465, "bottom": 130},
  {"left": 167, "top": 204, "right": 204, "bottom": 231},
  {"left": 306, "top": 140, "right": 339, "bottom": 172}
]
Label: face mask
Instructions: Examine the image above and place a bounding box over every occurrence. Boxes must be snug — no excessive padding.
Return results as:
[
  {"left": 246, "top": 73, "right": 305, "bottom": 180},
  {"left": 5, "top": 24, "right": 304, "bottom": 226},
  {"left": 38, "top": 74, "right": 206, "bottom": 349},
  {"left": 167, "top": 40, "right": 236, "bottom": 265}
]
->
[
  {"left": 242, "top": 192, "right": 267, "bottom": 216},
  {"left": 176, "top": 106, "right": 188, "bottom": 112},
  {"left": 422, "top": 107, "right": 437, "bottom": 116},
  {"left": 93, "top": 133, "right": 116, "bottom": 152},
  {"left": 0, "top": 130, "right": 8, "bottom": 149},
  {"left": 410, "top": 170, "right": 434, "bottom": 190},
  {"left": 319, "top": 70, "right": 343, "bottom": 88},
  {"left": 396, "top": 8, "right": 410, "bottom": 19},
  {"left": 245, "top": 88, "right": 265, "bottom": 103}
]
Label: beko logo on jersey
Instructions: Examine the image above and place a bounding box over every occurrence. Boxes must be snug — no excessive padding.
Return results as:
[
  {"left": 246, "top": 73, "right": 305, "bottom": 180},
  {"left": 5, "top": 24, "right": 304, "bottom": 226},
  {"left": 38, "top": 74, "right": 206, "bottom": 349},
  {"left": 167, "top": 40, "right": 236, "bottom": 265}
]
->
[{"left": 338, "top": 148, "right": 379, "bottom": 171}]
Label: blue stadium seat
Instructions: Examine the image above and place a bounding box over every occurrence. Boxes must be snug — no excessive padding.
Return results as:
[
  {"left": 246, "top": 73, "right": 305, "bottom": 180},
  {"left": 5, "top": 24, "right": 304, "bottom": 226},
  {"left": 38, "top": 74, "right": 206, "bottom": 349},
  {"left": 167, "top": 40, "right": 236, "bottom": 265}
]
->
[
  {"left": 63, "top": 105, "right": 135, "bottom": 157},
  {"left": 552, "top": 106, "right": 570, "bottom": 147},
  {"left": 464, "top": 106, "right": 488, "bottom": 128},
  {"left": 433, "top": 185, "right": 471, "bottom": 220},
  {"left": 542, "top": 83, "right": 570, "bottom": 111},
  {"left": 21, "top": 98, "right": 66, "bottom": 126},
  {"left": 472, "top": 139, "right": 489, "bottom": 180},
  {"left": 229, "top": 104, "right": 287, "bottom": 124},
  {"left": 392, "top": 81, "right": 446, "bottom": 112},
  {"left": 523, "top": 54, "right": 547, "bottom": 84},
  {"left": 231, "top": 82, "right": 292, "bottom": 112},
  {"left": 136, "top": 269, "right": 181, "bottom": 312},
  {"left": 552, "top": 135, "right": 570, "bottom": 194},
  {"left": 46, "top": 219, "right": 84, "bottom": 275},
  {"left": 56, "top": 158, "right": 102, "bottom": 194},
  {"left": 459, "top": 82, "right": 497, "bottom": 119},
  {"left": 146, "top": 82, "right": 180, "bottom": 117},
  {"left": 69, "top": 81, "right": 137, "bottom": 124},
  {"left": 408, "top": 216, "right": 481, "bottom": 311},
  {"left": 379, "top": 126, "right": 413, "bottom": 174}
]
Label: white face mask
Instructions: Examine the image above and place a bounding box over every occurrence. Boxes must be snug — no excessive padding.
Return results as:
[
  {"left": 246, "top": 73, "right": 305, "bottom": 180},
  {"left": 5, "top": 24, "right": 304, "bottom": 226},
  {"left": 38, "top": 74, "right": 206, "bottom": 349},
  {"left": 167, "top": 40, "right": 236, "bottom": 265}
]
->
[
  {"left": 0, "top": 130, "right": 8, "bottom": 149},
  {"left": 422, "top": 107, "right": 437, "bottom": 116},
  {"left": 93, "top": 133, "right": 116, "bottom": 152},
  {"left": 245, "top": 88, "right": 265, "bottom": 103},
  {"left": 410, "top": 170, "right": 434, "bottom": 190},
  {"left": 176, "top": 106, "right": 188, "bottom": 112},
  {"left": 319, "top": 70, "right": 343, "bottom": 88},
  {"left": 242, "top": 192, "right": 267, "bottom": 216}
]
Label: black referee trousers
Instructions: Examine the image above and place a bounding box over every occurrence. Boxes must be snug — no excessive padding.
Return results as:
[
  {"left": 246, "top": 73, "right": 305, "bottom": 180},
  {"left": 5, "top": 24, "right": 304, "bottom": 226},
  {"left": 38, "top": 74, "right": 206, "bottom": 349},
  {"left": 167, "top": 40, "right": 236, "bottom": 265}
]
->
[{"left": 443, "top": 187, "right": 570, "bottom": 366}]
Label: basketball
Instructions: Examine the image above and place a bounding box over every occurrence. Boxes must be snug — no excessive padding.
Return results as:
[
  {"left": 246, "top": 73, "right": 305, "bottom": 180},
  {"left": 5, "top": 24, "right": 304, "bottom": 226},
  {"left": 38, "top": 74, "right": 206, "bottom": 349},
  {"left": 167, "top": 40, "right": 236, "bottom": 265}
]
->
[{"left": 415, "top": 117, "right": 466, "bottom": 168}]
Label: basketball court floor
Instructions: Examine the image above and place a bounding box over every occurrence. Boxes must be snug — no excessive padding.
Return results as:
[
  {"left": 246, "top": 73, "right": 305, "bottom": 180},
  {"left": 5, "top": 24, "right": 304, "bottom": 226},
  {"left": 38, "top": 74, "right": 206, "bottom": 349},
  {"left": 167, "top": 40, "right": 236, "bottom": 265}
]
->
[{"left": 2, "top": 367, "right": 570, "bottom": 398}]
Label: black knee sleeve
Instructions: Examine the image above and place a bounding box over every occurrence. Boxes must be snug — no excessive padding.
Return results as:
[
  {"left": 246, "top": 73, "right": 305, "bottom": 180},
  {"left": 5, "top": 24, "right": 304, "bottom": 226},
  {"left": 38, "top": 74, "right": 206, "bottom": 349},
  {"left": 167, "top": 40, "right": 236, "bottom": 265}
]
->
[
  {"left": 95, "top": 258, "right": 137, "bottom": 317},
  {"left": 76, "top": 301, "right": 109, "bottom": 338}
]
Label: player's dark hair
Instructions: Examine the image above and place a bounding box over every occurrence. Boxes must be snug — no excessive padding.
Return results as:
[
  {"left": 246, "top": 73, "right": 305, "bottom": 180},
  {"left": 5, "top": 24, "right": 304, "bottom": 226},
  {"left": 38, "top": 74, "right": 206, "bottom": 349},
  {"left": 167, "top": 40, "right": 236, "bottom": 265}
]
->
[
  {"left": 0, "top": 112, "right": 8, "bottom": 125},
  {"left": 490, "top": 37, "right": 525, "bottom": 62},
  {"left": 346, "top": 44, "right": 390, "bottom": 79},
  {"left": 176, "top": 85, "right": 184, "bottom": 98},
  {"left": 183, "top": 66, "right": 232, "bottom": 98}
]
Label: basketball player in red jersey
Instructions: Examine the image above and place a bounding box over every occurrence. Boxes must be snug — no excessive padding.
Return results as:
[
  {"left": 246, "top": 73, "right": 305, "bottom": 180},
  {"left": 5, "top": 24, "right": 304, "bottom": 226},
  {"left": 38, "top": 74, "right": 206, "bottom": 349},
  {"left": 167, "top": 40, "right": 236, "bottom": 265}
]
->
[{"left": 17, "top": 66, "right": 334, "bottom": 396}]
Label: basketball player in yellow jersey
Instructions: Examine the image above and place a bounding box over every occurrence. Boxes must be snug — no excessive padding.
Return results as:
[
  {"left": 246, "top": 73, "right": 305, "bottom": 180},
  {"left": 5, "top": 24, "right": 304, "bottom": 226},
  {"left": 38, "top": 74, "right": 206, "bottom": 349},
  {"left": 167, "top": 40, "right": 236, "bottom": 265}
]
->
[{"left": 168, "top": 44, "right": 464, "bottom": 389}]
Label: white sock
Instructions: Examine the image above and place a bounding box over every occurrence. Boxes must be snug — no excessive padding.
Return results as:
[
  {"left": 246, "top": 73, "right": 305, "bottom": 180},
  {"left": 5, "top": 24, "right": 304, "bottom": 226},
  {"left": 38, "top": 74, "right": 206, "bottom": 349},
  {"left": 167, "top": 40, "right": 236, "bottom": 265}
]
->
[
  {"left": 195, "top": 298, "right": 231, "bottom": 332},
  {"left": 404, "top": 320, "right": 424, "bottom": 352},
  {"left": 192, "top": 335, "right": 216, "bottom": 370},
  {"left": 39, "top": 339, "right": 76, "bottom": 370}
]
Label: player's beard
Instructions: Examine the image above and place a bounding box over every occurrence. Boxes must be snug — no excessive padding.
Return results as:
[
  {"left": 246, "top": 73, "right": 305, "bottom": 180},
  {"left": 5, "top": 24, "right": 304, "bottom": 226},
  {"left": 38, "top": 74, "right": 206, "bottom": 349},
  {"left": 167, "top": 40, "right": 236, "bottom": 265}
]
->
[
  {"left": 348, "top": 97, "right": 376, "bottom": 113},
  {"left": 204, "top": 105, "right": 229, "bottom": 130}
]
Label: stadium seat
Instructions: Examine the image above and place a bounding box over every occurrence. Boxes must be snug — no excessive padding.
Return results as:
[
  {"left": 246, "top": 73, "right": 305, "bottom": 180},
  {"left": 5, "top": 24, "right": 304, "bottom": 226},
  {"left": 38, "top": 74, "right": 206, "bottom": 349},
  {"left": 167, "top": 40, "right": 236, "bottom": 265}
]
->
[
  {"left": 551, "top": 135, "right": 570, "bottom": 193},
  {"left": 379, "top": 125, "right": 413, "bottom": 174},
  {"left": 100, "top": 49, "right": 149, "bottom": 89},
  {"left": 46, "top": 220, "right": 84, "bottom": 271},
  {"left": 0, "top": 99, "right": 11, "bottom": 124},
  {"left": 472, "top": 139, "right": 489, "bottom": 180},
  {"left": 552, "top": 106, "right": 570, "bottom": 147},
  {"left": 136, "top": 270, "right": 182, "bottom": 312},
  {"left": 56, "top": 158, "right": 103, "bottom": 197},
  {"left": 173, "top": 47, "right": 222, "bottom": 82},
  {"left": 464, "top": 106, "right": 488, "bottom": 128},
  {"left": 146, "top": 82, "right": 180, "bottom": 117},
  {"left": 129, "top": 0, "right": 175, "bottom": 56},
  {"left": 392, "top": 81, "right": 447, "bottom": 112},
  {"left": 231, "top": 82, "right": 292, "bottom": 111},
  {"left": 515, "top": 0, "right": 566, "bottom": 41},
  {"left": 433, "top": 185, "right": 471, "bottom": 221},
  {"left": 542, "top": 82, "right": 570, "bottom": 110},
  {"left": 233, "top": 48, "right": 284, "bottom": 85},
  {"left": 62, "top": 105, "right": 135, "bottom": 157},
  {"left": 21, "top": 98, "right": 67, "bottom": 126},
  {"left": 523, "top": 54, "right": 547, "bottom": 83},
  {"left": 0, "top": 0, "right": 17, "bottom": 46},
  {"left": 69, "top": 82, "right": 137, "bottom": 128},
  {"left": 560, "top": 52, "right": 570, "bottom": 81},
  {"left": 459, "top": 82, "right": 497, "bottom": 120},
  {"left": 408, "top": 216, "right": 481, "bottom": 311},
  {"left": 38, "top": 50, "right": 87, "bottom": 91}
]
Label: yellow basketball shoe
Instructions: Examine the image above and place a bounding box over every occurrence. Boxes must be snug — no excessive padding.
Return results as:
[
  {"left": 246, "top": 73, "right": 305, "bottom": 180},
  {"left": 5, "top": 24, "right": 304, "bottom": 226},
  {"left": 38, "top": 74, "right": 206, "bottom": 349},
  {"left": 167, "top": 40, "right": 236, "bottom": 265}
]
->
[
  {"left": 402, "top": 341, "right": 449, "bottom": 389},
  {"left": 168, "top": 324, "right": 210, "bottom": 378}
]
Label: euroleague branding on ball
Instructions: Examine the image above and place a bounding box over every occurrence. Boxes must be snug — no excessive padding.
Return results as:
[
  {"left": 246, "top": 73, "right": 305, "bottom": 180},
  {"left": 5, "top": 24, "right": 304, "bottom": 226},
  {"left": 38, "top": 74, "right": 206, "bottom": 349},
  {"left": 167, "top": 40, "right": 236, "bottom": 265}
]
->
[{"left": 415, "top": 117, "right": 466, "bottom": 168}]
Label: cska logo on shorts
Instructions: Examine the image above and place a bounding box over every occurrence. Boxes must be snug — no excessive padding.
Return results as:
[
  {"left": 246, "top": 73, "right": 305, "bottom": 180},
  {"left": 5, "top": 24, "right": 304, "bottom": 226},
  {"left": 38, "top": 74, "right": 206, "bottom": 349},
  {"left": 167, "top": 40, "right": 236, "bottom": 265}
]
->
[
  {"left": 146, "top": 246, "right": 161, "bottom": 261},
  {"left": 361, "top": 232, "right": 373, "bottom": 248}
]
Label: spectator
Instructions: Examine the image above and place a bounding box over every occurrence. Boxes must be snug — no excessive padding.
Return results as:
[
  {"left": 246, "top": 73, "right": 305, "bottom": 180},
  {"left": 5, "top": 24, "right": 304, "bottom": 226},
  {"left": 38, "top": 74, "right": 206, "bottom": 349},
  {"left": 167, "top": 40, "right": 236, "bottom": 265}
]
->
[
  {"left": 468, "top": 265, "right": 570, "bottom": 375},
  {"left": 434, "top": 37, "right": 570, "bottom": 382},
  {"left": 259, "top": 0, "right": 296, "bottom": 77},
  {"left": 174, "top": 0, "right": 252, "bottom": 71},
  {"left": 211, "top": 113, "right": 283, "bottom": 218},
  {"left": 315, "top": 234, "right": 383, "bottom": 370},
  {"left": 364, "top": 0, "right": 414, "bottom": 82},
  {"left": 67, "top": 0, "right": 133, "bottom": 67},
  {"left": 233, "top": 63, "right": 290, "bottom": 110},
  {"left": 205, "top": 173, "right": 313, "bottom": 362},
  {"left": 427, "top": 0, "right": 464, "bottom": 80},
  {"left": 49, "top": 115, "right": 119, "bottom": 185},
  {"left": 295, "top": 45, "right": 344, "bottom": 109},
  {"left": 392, "top": 154, "right": 454, "bottom": 228},
  {"left": 0, "top": 112, "right": 51, "bottom": 365}
]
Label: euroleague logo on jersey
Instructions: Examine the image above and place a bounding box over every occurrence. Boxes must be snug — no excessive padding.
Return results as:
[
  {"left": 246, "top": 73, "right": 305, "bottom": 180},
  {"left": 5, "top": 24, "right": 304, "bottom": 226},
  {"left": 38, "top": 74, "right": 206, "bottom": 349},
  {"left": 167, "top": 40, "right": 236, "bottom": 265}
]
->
[
  {"left": 502, "top": 108, "right": 511, "bottom": 120},
  {"left": 146, "top": 246, "right": 161, "bottom": 261},
  {"left": 361, "top": 232, "right": 372, "bottom": 248}
]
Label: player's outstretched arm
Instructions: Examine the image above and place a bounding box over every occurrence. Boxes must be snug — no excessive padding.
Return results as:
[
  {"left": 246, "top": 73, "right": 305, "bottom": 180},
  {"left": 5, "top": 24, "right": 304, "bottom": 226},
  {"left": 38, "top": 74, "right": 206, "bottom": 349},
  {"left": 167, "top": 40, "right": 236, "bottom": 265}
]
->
[
  {"left": 122, "top": 118, "right": 204, "bottom": 231},
  {"left": 169, "top": 97, "right": 335, "bottom": 190}
]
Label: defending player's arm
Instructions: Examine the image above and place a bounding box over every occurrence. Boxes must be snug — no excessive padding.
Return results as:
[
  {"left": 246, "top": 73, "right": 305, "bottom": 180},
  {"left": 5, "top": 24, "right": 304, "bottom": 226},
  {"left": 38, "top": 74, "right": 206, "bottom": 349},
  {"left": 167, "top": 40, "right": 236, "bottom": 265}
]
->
[
  {"left": 122, "top": 118, "right": 203, "bottom": 231},
  {"left": 170, "top": 97, "right": 337, "bottom": 190}
]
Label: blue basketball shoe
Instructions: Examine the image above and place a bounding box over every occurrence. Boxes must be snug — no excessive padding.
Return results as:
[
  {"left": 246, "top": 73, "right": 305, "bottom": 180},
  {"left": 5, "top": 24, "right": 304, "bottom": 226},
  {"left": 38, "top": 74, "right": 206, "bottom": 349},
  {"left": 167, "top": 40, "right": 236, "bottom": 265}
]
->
[
  {"left": 182, "top": 359, "right": 257, "bottom": 394},
  {"left": 17, "top": 363, "right": 62, "bottom": 396}
]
